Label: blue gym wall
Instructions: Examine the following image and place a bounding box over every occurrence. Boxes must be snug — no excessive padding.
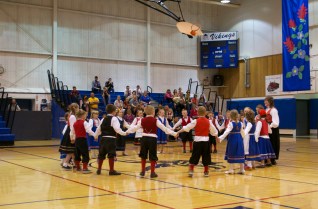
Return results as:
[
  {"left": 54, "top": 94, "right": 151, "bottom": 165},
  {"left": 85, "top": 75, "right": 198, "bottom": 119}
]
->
[
  {"left": 227, "top": 98, "right": 297, "bottom": 129},
  {"left": 310, "top": 99, "right": 318, "bottom": 129}
]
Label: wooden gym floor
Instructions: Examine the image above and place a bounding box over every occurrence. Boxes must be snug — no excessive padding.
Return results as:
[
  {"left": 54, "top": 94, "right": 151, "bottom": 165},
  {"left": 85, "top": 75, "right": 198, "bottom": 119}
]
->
[{"left": 0, "top": 137, "right": 317, "bottom": 209}]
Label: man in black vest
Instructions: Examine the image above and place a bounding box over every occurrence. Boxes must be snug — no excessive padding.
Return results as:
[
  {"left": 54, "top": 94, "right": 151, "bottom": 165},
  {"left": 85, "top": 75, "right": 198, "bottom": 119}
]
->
[{"left": 94, "top": 104, "right": 127, "bottom": 175}]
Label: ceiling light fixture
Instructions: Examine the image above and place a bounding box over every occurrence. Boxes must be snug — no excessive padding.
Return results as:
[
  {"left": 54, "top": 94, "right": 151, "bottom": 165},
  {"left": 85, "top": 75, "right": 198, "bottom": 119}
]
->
[{"left": 220, "top": 0, "right": 231, "bottom": 3}]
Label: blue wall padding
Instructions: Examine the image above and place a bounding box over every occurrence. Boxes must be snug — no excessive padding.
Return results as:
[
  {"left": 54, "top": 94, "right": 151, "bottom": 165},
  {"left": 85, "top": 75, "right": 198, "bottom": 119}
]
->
[
  {"left": 309, "top": 99, "right": 318, "bottom": 129},
  {"left": 227, "top": 98, "right": 296, "bottom": 129},
  {"left": 51, "top": 101, "right": 66, "bottom": 139}
]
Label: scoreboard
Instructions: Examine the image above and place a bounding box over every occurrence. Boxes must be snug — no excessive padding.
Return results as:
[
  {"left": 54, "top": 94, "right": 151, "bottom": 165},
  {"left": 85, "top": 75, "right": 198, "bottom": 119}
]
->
[{"left": 200, "top": 32, "right": 239, "bottom": 69}]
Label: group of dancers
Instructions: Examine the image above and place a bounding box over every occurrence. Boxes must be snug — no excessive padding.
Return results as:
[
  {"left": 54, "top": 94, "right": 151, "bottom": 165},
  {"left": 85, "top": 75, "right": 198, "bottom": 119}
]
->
[{"left": 58, "top": 96, "right": 280, "bottom": 178}]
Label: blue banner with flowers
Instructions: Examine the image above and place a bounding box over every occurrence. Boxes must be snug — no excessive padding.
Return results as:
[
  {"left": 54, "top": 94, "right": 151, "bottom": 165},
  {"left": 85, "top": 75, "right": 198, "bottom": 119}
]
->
[{"left": 282, "top": 0, "right": 310, "bottom": 91}]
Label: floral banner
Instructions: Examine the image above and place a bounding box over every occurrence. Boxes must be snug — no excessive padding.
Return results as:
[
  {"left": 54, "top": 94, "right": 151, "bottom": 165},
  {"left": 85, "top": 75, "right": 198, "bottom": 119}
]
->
[{"left": 282, "top": 0, "right": 310, "bottom": 91}]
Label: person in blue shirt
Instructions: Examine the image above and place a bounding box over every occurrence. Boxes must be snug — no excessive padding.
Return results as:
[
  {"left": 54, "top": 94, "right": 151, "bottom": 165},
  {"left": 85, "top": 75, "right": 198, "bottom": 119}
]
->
[{"left": 140, "top": 91, "right": 151, "bottom": 105}]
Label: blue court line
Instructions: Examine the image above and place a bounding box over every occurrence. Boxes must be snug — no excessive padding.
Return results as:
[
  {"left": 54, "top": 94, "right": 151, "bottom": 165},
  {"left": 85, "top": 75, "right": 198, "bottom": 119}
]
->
[{"left": 1, "top": 148, "right": 307, "bottom": 209}]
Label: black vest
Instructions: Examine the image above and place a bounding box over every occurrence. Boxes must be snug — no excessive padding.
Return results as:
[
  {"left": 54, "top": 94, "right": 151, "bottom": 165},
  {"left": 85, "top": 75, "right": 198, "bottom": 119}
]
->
[{"left": 101, "top": 116, "right": 117, "bottom": 136}]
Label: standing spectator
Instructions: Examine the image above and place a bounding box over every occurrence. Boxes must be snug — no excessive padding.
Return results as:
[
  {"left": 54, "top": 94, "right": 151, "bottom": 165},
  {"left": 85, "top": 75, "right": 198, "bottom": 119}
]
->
[
  {"left": 140, "top": 91, "right": 151, "bottom": 105},
  {"left": 102, "top": 87, "right": 110, "bottom": 106},
  {"left": 190, "top": 104, "right": 198, "bottom": 119},
  {"left": 81, "top": 96, "right": 89, "bottom": 112},
  {"left": 124, "top": 86, "right": 132, "bottom": 98},
  {"left": 70, "top": 86, "right": 82, "bottom": 105},
  {"left": 91, "top": 76, "right": 101, "bottom": 93},
  {"left": 164, "top": 89, "right": 173, "bottom": 103},
  {"left": 136, "top": 85, "right": 143, "bottom": 98},
  {"left": 8, "top": 99, "right": 21, "bottom": 111},
  {"left": 198, "top": 94, "right": 206, "bottom": 107},
  {"left": 185, "top": 90, "right": 192, "bottom": 113},
  {"left": 114, "top": 95, "right": 124, "bottom": 109},
  {"left": 178, "top": 87, "right": 183, "bottom": 97},
  {"left": 105, "top": 78, "right": 114, "bottom": 93},
  {"left": 264, "top": 96, "right": 280, "bottom": 165},
  {"left": 191, "top": 94, "right": 198, "bottom": 106},
  {"left": 88, "top": 92, "right": 99, "bottom": 111}
]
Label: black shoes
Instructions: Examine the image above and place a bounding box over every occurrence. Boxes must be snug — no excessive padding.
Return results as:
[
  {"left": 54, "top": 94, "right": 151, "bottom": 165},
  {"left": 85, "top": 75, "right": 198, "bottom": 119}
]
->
[{"left": 109, "top": 170, "right": 121, "bottom": 175}]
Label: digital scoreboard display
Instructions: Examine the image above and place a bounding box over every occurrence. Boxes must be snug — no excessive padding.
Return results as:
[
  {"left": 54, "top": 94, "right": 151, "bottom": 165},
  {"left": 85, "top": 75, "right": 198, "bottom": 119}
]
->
[{"left": 200, "top": 32, "right": 239, "bottom": 69}]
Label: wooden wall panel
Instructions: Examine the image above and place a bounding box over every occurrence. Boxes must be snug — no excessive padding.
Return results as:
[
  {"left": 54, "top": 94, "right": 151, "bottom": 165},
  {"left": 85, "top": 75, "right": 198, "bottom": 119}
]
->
[{"left": 219, "top": 54, "right": 282, "bottom": 98}]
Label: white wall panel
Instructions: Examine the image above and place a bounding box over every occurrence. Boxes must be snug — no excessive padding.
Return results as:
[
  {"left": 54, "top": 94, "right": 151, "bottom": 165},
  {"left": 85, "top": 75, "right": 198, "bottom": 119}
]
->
[
  {"left": 57, "top": 58, "right": 146, "bottom": 92},
  {"left": 151, "top": 24, "right": 198, "bottom": 65},
  {"left": 0, "top": 52, "right": 51, "bottom": 89},
  {"left": 0, "top": 3, "right": 52, "bottom": 53},
  {"left": 58, "top": 0, "right": 146, "bottom": 21},
  {"left": 151, "top": 64, "right": 194, "bottom": 93},
  {"left": 58, "top": 11, "right": 146, "bottom": 61},
  {"left": 217, "top": 0, "right": 282, "bottom": 58}
]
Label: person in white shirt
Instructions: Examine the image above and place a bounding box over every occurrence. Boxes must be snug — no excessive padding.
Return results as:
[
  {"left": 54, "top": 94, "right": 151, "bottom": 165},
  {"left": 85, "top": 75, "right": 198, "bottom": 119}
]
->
[
  {"left": 114, "top": 95, "right": 124, "bottom": 109},
  {"left": 156, "top": 108, "right": 173, "bottom": 154},
  {"left": 126, "top": 105, "right": 177, "bottom": 178},
  {"left": 177, "top": 106, "right": 218, "bottom": 177},
  {"left": 264, "top": 96, "right": 280, "bottom": 165},
  {"left": 94, "top": 104, "right": 127, "bottom": 176},
  {"left": 173, "top": 109, "right": 193, "bottom": 153},
  {"left": 217, "top": 110, "right": 245, "bottom": 175},
  {"left": 131, "top": 110, "right": 144, "bottom": 145}
]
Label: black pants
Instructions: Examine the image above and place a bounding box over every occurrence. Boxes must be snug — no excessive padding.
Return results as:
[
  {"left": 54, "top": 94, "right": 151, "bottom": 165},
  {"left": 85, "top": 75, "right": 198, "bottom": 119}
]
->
[
  {"left": 139, "top": 136, "right": 158, "bottom": 161},
  {"left": 180, "top": 132, "right": 193, "bottom": 142},
  {"left": 75, "top": 138, "right": 90, "bottom": 163},
  {"left": 269, "top": 127, "right": 280, "bottom": 160},
  {"left": 116, "top": 135, "right": 126, "bottom": 151},
  {"left": 189, "top": 141, "right": 211, "bottom": 166},
  {"left": 209, "top": 135, "right": 216, "bottom": 146},
  {"left": 98, "top": 137, "right": 116, "bottom": 160}
]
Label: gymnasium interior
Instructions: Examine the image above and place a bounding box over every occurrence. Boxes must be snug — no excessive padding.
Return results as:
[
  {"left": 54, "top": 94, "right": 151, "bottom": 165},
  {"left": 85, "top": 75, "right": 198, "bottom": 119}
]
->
[{"left": 0, "top": 0, "right": 318, "bottom": 208}]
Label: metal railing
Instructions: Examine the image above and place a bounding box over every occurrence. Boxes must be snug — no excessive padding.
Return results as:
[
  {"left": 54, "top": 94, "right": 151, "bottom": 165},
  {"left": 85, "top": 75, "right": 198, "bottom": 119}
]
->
[{"left": 187, "top": 78, "right": 199, "bottom": 95}]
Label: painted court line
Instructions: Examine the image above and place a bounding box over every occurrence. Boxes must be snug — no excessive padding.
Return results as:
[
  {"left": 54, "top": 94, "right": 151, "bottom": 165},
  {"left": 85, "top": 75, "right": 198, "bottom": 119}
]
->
[
  {"left": 0, "top": 193, "right": 113, "bottom": 207},
  {"left": 1, "top": 148, "right": 312, "bottom": 209},
  {"left": 0, "top": 159, "right": 175, "bottom": 209}
]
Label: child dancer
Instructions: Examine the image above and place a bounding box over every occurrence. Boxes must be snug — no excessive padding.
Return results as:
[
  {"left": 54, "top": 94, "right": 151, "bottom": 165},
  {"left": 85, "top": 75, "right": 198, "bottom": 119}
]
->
[
  {"left": 177, "top": 106, "right": 218, "bottom": 177},
  {"left": 116, "top": 109, "right": 130, "bottom": 156},
  {"left": 244, "top": 111, "right": 261, "bottom": 170},
  {"left": 131, "top": 110, "right": 143, "bottom": 145},
  {"left": 217, "top": 110, "right": 245, "bottom": 174},
  {"left": 169, "top": 116, "right": 181, "bottom": 142},
  {"left": 59, "top": 103, "right": 79, "bottom": 170},
  {"left": 59, "top": 112, "right": 70, "bottom": 166},
  {"left": 94, "top": 104, "right": 128, "bottom": 176},
  {"left": 157, "top": 108, "right": 172, "bottom": 154},
  {"left": 207, "top": 111, "right": 218, "bottom": 154},
  {"left": 255, "top": 104, "right": 264, "bottom": 121},
  {"left": 88, "top": 111, "right": 101, "bottom": 159},
  {"left": 127, "top": 105, "right": 177, "bottom": 178},
  {"left": 255, "top": 109, "right": 276, "bottom": 168},
  {"left": 173, "top": 109, "right": 193, "bottom": 153},
  {"left": 71, "top": 109, "right": 95, "bottom": 173}
]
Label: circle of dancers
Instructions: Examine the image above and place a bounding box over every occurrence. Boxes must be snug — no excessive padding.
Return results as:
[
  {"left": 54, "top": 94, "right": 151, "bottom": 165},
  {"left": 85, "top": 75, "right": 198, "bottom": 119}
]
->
[{"left": 59, "top": 96, "right": 280, "bottom": 178}]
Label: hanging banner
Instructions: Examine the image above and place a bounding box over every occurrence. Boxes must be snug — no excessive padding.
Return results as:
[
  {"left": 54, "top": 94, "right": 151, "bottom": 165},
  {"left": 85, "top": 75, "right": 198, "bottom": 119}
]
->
[{"left": 282, "top": 0, "right": 310, "bottom": 91}]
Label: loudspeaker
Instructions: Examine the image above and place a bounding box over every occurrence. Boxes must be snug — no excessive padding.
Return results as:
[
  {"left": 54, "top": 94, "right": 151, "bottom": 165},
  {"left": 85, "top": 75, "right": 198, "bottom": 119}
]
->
[{"left": 213, "top": 75, "right": 224, "bottom": 86}]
